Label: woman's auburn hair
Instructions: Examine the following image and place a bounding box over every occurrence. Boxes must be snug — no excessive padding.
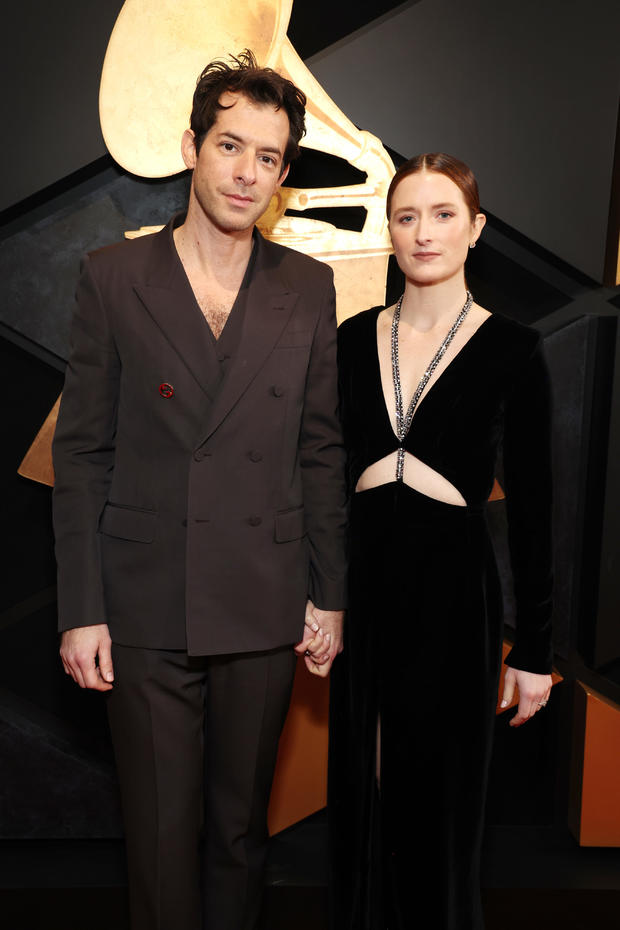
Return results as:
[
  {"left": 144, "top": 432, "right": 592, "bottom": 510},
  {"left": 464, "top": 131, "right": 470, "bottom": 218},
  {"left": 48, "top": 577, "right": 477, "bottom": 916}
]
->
[{"left": 386, "top": 153, "right": 481, "bottom": 222}]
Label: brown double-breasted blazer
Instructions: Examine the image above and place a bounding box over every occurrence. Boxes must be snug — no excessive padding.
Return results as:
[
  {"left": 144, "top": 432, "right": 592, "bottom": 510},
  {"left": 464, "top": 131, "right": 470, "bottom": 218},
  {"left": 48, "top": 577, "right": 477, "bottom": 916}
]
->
[{"left": 52, "top": 216, "right": 347, "bottom": 655}]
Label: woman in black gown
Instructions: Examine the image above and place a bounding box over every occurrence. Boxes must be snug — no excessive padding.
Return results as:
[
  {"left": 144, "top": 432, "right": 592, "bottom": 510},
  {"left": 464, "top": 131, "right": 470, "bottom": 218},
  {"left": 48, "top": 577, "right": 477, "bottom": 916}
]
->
[{"left": 328, "top": 154, "right": 553, "bottom": 930}]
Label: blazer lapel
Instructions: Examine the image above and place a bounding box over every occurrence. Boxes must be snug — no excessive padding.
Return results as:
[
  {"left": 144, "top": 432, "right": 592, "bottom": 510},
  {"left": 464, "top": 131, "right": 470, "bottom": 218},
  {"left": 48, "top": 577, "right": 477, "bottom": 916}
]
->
[
  {"left": 200, "top": 236, "right": 299, "bottom": 442},
  {"left": 133, "top": 218, "right": 218, "bottom": 401}
]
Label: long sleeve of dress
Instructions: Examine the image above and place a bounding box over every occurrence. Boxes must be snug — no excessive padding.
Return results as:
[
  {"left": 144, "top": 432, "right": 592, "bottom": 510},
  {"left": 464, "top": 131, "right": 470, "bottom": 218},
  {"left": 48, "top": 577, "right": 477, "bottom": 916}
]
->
[{"left": 502, "top": 334, "right": 554, "bottom": 674}]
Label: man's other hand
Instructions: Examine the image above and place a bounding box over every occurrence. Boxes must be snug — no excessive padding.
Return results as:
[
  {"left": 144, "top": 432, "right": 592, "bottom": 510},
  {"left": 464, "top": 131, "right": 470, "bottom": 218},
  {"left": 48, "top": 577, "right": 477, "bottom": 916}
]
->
[{"left": 60, "top": 624, "right": 114, "bottom": 691}]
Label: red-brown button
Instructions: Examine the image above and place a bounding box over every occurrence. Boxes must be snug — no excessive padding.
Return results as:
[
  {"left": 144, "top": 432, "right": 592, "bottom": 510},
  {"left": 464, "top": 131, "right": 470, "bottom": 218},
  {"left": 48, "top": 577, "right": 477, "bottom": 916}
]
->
[{"left": 159, "top": 382, "right": 174, "bottom": 398}]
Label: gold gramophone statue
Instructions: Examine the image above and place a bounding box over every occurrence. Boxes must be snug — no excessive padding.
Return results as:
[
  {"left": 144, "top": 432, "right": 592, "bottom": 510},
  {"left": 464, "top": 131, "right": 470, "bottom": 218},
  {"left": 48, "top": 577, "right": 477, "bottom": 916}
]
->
[
  {"left": 100, "top": 0, "right": 395, "bottom": 319},
  {"left": 19, "top": 0, "right": 395, "bottom": 481}
]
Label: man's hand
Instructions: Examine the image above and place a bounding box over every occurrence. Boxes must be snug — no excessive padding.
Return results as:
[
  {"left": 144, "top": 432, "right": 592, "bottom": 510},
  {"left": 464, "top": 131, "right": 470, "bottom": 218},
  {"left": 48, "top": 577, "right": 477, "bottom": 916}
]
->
[
  {"left": 60, "top": 624, "right": 114, "bottom": 692},
  {"left": 293, "top": 600, "right": 344, "bottom": 678},
  {"left": 501, "top": 667, "right": 552, "bottom": 727}
]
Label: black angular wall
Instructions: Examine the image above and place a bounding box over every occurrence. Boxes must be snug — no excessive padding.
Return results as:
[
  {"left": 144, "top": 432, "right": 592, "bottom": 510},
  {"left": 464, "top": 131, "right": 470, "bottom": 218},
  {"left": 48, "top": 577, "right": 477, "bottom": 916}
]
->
[{"left": 1, "top": 1, "right": 620, "bottom": 916}]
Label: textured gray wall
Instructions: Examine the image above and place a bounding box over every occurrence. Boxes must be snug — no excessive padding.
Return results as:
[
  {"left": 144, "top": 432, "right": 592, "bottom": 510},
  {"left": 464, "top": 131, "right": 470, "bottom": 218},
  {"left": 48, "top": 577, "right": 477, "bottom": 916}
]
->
[
  {"left": 0, "top": 0, "right": 123, "bottom": 212},
  {"left": 307, "top": 0, "right": 620, "bottom": 281},
  {"left": 0, "top": 170, "right": 190, "bottom": 359}
]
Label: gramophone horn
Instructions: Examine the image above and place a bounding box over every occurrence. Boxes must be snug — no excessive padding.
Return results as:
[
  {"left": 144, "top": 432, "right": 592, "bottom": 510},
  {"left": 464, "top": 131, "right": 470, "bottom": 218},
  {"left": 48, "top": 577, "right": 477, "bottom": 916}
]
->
[
  {"left": 100, "top": 0, "right": 292, "bottom": 178},
  {"left": 100, "top": 0, "right": 391, "bottom": 183},
  {"left": 100, "top": 0, "right": 394, "bottom": 247}
]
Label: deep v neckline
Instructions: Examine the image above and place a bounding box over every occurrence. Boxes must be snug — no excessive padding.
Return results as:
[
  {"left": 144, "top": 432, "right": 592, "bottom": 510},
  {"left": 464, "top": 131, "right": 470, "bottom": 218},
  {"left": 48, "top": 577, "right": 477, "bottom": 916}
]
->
[{"left": 374, "top": 309, "right": 494, "bottom": 441}]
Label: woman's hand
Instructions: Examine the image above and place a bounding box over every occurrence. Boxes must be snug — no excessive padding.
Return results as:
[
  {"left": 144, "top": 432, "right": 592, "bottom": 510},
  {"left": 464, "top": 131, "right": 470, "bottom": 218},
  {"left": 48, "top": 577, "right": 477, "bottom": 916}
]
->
[
  {"left": 293, "top": 599, "right": 344, "bottom": 677},
  {"left": 501, "top": 667, "right": 552, "bottom": 727}
]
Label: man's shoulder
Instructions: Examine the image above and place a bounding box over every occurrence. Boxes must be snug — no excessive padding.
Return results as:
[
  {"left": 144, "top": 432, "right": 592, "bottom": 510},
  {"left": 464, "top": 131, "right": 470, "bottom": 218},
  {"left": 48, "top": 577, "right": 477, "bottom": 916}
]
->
[
  {"left": 259, "top": 235, "right": 334, "bottom": 288},
  {"left": 86, "top": 225, "right": 165, "bottom": 275}
]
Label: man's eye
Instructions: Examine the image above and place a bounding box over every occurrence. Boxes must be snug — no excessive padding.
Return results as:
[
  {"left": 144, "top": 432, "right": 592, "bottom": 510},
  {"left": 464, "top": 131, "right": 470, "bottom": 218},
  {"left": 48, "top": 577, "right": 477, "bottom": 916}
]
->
[
  {"left": 222, "top": 142, "right": 236, "bottom": 152},
  {"left": 260, "top": 155, "right": 276, "bottom": 167}
]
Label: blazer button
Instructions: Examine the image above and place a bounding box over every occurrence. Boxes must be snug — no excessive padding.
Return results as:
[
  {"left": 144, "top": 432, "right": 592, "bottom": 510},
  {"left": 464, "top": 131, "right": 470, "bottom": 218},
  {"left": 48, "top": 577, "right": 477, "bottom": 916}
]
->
[
  {"left": 271, "top": 385, "right": 284, "bottom": 397},
  {"left": 249, "top": 450, "right": 263, "bottom": 462},
  {"left": 248, "top": 515, "right": 262, "bottom": 527},
  {"left": 193, "top": 450, "right": 204, "bottom": 462}
]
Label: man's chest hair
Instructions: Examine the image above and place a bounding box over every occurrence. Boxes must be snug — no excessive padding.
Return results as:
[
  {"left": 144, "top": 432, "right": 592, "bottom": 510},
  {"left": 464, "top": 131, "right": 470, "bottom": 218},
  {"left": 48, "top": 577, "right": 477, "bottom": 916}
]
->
[{"left": 195, "top": 294, "right": 232, "bottom": 340}]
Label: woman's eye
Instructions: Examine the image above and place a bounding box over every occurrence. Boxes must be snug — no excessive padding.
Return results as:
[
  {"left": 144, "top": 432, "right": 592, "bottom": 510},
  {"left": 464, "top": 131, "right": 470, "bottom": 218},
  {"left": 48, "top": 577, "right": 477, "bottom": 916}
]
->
[
  {"left": 437, "top": 212, "right": 453, "bottom": 220},
  {"left": 399, "top": 215, "right": 414, "bottom": 224}
]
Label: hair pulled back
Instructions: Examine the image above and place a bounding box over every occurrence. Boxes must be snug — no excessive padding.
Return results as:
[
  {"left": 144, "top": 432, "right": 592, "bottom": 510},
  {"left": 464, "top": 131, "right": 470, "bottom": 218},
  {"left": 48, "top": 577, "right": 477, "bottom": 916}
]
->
[{"left": 387, "top": 153, "right": 481, "bottom": 222}]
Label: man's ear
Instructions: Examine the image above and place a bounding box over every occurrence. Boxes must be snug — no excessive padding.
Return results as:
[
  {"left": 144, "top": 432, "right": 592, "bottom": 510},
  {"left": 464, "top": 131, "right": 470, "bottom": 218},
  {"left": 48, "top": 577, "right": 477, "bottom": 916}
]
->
[
  {"left": 276, "top": 162, "right": 290, "bottom": 188},
  {"left": 180, "top": 130, "right": 198, "bottom": 171}
]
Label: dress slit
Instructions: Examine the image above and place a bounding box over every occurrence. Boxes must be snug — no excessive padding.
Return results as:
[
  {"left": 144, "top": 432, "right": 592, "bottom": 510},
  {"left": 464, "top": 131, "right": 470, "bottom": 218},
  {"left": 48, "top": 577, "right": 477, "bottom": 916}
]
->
[
  {"left": 329, "top": 482, "right": 502, "bottom": 930},
  {"left": 331, "top": 305, "right": 553, "bottom": 930}
]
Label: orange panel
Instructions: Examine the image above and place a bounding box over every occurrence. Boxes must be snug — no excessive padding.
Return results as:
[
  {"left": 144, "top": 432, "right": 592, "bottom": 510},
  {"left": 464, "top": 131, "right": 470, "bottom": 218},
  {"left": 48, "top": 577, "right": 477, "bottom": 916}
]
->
[
  {"left": 489, "top": 478, "right": 505, "bottom": 501},
  {"left": 268, "top": 657, "right": 329, "bottom": 835},
  {"left": 573, "top": 683, "right": 620, "bottom": 846},
  {"left": 18, "top": 397, "right": 59, "bottom": 487}
]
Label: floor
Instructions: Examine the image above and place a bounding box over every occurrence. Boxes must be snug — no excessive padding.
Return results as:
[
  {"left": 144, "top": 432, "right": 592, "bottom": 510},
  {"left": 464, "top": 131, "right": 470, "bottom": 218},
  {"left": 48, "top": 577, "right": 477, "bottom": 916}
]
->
[
  {"left": 2, "top": 886, "right": 620, "bottom": 929},
  {"left": 2, "top": 814, "right": 620, "bottom": 929}
]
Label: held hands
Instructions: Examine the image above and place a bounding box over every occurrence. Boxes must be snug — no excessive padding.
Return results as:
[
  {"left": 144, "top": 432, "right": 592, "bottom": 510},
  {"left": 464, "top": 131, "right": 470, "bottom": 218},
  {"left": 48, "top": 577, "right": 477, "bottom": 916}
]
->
[
  {"left": 501, "top": 666, "right": 552, "bottom": 727},
  {"left": 60, "top": 624, "right": 114, "bottom": 692},
  {"left": 293, "top": 599, "right": 344, "bottom": 677}
]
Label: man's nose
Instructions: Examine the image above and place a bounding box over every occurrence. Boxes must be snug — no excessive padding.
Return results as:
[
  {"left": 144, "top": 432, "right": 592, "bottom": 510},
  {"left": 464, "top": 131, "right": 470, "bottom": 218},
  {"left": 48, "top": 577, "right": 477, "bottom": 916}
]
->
[{"left": 235, "top": 151, "right": 256, "bottom": 185}]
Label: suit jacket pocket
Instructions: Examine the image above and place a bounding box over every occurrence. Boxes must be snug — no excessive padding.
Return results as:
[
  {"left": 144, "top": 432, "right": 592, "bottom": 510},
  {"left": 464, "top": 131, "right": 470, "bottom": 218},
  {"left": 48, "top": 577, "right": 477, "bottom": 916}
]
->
[
  {"left": 275, "top": 330, "right": 312, "bottom": 348},
  {"left": 99, "top": 502, "right": 157, "bottom": 543},
  {"left": 274, "top": 506, "right": 306, "bottom": 542}
]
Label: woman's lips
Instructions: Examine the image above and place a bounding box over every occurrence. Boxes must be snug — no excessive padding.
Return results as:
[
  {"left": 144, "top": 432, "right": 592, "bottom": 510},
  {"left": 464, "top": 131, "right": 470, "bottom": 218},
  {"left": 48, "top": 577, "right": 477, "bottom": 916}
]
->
[{"left": 413, "top": 252, "right": 441, "bottom": 261}]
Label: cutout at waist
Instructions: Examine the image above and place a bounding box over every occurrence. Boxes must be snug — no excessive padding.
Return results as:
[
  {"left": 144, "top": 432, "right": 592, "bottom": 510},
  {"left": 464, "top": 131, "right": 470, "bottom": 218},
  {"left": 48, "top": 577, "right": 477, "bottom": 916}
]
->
[{"left": 355, "top": 451, "right": 467, "bottom": 507}]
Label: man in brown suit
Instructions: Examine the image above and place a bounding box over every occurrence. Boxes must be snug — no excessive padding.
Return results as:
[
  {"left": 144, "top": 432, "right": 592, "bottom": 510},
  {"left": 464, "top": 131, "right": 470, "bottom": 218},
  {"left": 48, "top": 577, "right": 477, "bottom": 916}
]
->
[{"left": 53, "top": 51, "right": 347, "bottom": 930}]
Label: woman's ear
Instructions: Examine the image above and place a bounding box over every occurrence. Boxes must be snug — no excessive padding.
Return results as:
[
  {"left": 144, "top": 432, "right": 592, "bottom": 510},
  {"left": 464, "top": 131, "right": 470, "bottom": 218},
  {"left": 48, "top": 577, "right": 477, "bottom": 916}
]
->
[{"left": 470, "top": 212, "right": 486, "bottom": 247}]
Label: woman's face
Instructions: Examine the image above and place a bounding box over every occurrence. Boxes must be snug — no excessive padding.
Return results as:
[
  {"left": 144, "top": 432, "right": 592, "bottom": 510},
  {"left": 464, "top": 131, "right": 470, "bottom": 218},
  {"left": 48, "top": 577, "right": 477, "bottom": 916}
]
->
[{"left": 388, "top": 169, "right": 485, "bottom": 287}]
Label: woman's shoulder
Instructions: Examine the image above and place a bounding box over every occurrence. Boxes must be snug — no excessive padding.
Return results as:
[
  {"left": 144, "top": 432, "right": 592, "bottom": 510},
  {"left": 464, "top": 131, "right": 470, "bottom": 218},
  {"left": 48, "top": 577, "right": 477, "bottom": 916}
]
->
[
  {"left": 337, "top": 306, "right": 383, "bottom": 352},
  {"left": 338, "top": 305, "right": 383, "bottom": 335},
  {"left": 483, "top": 311, "right": 543, "bottom": 364}
]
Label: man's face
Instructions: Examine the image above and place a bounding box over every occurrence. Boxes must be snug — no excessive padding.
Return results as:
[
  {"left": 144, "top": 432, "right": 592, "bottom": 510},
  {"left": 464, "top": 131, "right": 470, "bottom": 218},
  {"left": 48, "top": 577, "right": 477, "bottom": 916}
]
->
[{"left": 182, "top": 91, "right": 291, "bottom": 234}]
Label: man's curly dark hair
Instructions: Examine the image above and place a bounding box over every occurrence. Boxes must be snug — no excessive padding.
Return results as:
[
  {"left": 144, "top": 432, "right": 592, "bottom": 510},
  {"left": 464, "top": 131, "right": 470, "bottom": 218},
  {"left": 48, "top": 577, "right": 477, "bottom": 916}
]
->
[{"left": 190, "top": 49, "right": 306, "bottom": 171}]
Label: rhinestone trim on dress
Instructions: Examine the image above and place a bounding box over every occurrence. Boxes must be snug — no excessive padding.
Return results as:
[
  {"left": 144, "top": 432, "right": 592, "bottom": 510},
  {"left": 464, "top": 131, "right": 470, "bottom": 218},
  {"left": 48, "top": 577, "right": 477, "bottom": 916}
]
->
[{"left": 391, "top": 291, "right": 473, "bottom": 481}]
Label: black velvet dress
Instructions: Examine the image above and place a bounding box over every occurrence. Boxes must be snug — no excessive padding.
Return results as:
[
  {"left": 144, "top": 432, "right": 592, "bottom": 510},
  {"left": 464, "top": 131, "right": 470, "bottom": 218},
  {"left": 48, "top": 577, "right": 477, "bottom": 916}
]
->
[{"left": 329, "top": 308, "right": 553, "bottom": 930}]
